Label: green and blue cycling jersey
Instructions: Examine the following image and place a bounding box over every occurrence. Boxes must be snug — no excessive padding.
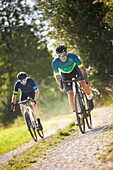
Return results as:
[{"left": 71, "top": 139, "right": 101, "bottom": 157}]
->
[
  {"left": 52, "top": 53, "right": 83, "bottom": 75},
  {"left": 13, "top": 77, "right": 37, "bottom": 95}
]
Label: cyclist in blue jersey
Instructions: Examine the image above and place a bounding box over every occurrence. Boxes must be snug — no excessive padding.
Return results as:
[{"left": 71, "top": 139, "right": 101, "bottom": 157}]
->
[
  {"left": 11, "top": 72, "right": 43, "bottom": 130},
  {"left": 52, "top": 45, "right": 94, "bottom": 125}
]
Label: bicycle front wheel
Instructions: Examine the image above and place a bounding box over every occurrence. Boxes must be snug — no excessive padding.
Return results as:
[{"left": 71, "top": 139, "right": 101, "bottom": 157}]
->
[
  {"left": 31, "top": 111, "right": 44, "bottom": 139},
  {"left": 75, "top": 93, "right": 85, "bottom": 134},
  {"left": 24, "top": 112, "right": 37, "bottom": 142},
  {"left": 37, "top": 129, "right": 44, "bottom": 139},
  {"left": 82, "top": 92, "right": 92, "bottom": 129}
]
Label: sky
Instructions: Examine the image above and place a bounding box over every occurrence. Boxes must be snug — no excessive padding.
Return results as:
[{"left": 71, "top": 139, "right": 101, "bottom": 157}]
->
[{"left": 26, "top": 0, "right": 55, "bottom": 52}]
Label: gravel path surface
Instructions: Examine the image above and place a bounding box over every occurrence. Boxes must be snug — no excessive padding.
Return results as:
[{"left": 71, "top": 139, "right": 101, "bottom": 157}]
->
[{"left": 30, "top": 107, "right": 113, "bottom": 170}]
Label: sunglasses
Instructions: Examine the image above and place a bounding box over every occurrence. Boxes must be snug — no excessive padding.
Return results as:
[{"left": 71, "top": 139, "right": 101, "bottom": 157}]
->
[
  {"left": 58, "top": 53, "right": 67, "bottom": 58},
  {"left": 21, "top": 79, "right": 26, "bottom": 82}
]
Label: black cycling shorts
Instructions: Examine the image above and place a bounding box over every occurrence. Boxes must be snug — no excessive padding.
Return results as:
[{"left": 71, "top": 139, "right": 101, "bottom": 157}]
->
[
  {"left": 20, "top": 91, "right": 35, "bottom": 101},
  {"left": 61, "top": 65, "right": 83, "bottom": 93}
]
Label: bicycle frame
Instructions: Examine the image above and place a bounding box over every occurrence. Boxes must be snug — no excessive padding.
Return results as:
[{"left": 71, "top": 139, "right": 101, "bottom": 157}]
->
[
  {"left": 18, "top": 98, "right": 37, "bottom": 129},
  {"left": 25, "top": 104, "right": 37, "bottom": 129},
  {"left": 16, "top": 97, "right": 44, "bottom": 140}
]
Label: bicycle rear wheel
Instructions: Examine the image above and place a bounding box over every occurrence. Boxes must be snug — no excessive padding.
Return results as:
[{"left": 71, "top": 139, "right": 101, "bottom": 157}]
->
[
  {"left": 82, "top": 91, "right": 92, "bottom": 129},
  {"left": 24, "top": 112, "right": 37, "bottom": 142},
  {"left": 75, "top": 93, "right": 85, "bottom": 134}
]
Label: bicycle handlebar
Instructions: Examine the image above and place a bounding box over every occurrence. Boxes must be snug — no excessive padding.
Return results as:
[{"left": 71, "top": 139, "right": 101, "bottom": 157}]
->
[
  {"left": 18, "top": 97, "right": 35, "bottom": 105},
  {"left": 11, "top": 97, "right": 36, "bottom": 111},
  {"left": 60, "top": 75, "right": 88, "bottom": 89},
  {"left": 61, "top": 77, "right": 85, "bottom": 83}
]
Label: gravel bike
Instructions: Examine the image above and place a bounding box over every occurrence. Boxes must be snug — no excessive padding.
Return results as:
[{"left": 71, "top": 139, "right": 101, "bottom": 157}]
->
[
  {"left": 17, "top": 97, "right": 44, "bottom": 141},
  {"left": 60, "top": 76, "right": 92, "bottom": 134}
]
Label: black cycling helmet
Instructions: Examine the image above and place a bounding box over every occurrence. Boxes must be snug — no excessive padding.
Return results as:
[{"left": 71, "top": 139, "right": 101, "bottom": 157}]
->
[
  {"left": 17, "top": 72, "right": 27, "bottom": 80},
  {"left": 56, "top": 45, "right": 67, "bottom": 54}
]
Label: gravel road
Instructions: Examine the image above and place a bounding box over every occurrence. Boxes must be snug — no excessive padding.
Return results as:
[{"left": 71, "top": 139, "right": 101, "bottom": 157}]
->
[
  {"left": 30, "top": 107, "right": 113, "bottom": 170},
  {"left": 1, "top": 107, "right": 113, "bottom": 170}
]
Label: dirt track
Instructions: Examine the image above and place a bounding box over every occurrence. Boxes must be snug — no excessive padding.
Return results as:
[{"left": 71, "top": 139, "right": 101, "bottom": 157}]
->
[
  {"left": 30, "top": 107, "right": 113, "bottom": 170},
  {"left": 1, "top": 107, "right": 113, "bottom": 170}
]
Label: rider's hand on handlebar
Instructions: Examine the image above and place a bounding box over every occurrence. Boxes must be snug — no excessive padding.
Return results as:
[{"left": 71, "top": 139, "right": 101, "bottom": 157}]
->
[
  {"left": 60, "top": 86, "right": 65, "bottom": 92},
  {"left": 32, "top": 99, "right": 36, "bottom": 104},
  {"left": 12, "top": 107, "right": 15, "bottom": 112},
  {"left": 87, "top": 81, "right": 91, "bottom": 87},
  {"left": 34, "top": 100, "right": 36, "bottom": 104},
  {"left": 11, "top": 103, "right": 15, "bottom": 112},
  {"left": 82, "top": 73, "right": 90, "bottom": 86}
]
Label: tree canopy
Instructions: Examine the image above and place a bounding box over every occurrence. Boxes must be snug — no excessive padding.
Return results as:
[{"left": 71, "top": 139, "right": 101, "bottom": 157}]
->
[
  {"left": 0, "top": 0, "right": 113, "bottom": 126},
  {"left": 0, "top": 0, "right": 53, "bottom": 126},
  {"left": 37, "top": 0, "right": 113, "bottom": 95}
]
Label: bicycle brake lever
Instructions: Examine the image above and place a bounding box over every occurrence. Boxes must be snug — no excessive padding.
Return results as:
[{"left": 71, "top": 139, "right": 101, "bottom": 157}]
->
[{"left": 83, "top": 74, "right": 88, "bottom": 85}]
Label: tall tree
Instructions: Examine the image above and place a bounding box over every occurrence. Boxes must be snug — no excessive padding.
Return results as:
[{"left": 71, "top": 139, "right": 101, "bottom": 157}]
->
[
  {"left": 37, "top": 0, "right": 113, "bottom": 95},
  {"left": 93, "top": 0, "right": 113, "bottom": 28},
  {"left": 0, "top": 0, "right": 53, "bottom": 126}
]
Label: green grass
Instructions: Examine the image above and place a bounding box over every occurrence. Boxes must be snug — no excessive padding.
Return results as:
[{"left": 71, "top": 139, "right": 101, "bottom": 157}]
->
[
  {"left": 0, "top": 122, "right": 58, "bottom": 155},
  {"left": 1, "top": 122, "right": 77, "bottom": 170}
]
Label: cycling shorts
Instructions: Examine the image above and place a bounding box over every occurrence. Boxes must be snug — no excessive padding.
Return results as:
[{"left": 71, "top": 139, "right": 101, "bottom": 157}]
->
[
  {"left": 61, "top": 65, "right": 83, "bottom": 93},
  {"left": 20, "top": 91, "right": 35, "bottom": 101}
]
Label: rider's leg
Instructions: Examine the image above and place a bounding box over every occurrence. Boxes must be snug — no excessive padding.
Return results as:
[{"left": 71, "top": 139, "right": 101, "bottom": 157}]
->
[
  {"left": 67, "top": 90, "right": 78, "bottom": 125},
  {"left": 75, "top": 65, "right": 94, "bottom": 110},
  {"left": 32, "top": 102, "right": 43, "bottom": 130},
  {"left": 32, "top": 102, "right": 40, "bottom": 118},
  {"left": 20, "top": 104, "right": 24, "bottom": 114},
  {"left": 80, "top": 80, "right": 94, "bottom": 110},
  {"left": 79, "top": 80, "right": 90, "bottom": 95},
  {"left": 67, "top": 90, "right": 75, "bottom": 111}
]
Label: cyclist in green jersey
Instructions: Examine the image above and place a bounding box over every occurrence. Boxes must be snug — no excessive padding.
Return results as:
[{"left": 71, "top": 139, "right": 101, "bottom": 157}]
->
[{"left": 52, "top": 45, "right": 94, "bottom": 125}]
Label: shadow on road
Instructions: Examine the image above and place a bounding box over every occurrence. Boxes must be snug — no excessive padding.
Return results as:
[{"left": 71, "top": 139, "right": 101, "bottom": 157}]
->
[{"left": 86, "top": 124, "right": 113, "bottom": 133}]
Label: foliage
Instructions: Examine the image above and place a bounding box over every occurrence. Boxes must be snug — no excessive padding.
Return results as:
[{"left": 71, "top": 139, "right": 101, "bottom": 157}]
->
[
  {"left": 36, "top": 0, "right": 113, "bottom": 96},
  {"left": 93, "top": 0, "right": 113, "bottom": 28},
  {"left": 0, "top": 0, "right": 54, "bottom": 126}
]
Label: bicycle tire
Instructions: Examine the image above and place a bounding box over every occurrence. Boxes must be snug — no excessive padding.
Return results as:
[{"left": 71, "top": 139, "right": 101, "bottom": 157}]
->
[
  {"left": 24, "top": 112, "right": 37, "bottom": 142},
  {"left": 82, "top": 91, "right": 92, "bottom": 129},
  {"left": 75, "top": 93, "right": 85, "bottom": 134},
  {"left": 31, "top": 111, "right": 44, "bottom": 139},
  {"left": 37, "top": 129, "right": 44, "bottom": 139}
]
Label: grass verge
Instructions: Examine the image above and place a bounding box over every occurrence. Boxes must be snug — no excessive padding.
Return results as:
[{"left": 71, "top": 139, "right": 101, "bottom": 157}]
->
[
  {"left": 0, "top": 122, "right": 58, "bottom": 155},
  {"left": 1, "top": 122, "right": 77, "bottom": 170}
]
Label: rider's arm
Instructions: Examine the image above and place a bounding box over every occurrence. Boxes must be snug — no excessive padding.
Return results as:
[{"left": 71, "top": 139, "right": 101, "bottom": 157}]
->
[
  {"left": 73, "top": 54, "right": 89, "bottom": 81},
  {"left": 55, "top": 74, "right": 60, "bottom": 85},
  {"left": 30, "top": 78, "right": 39, "bottom": 103},
  {"left": 55, "top": 75, "right": 65, "bottom": 92},
  {"left": 80, "top": 66, "right": 89, "bottom": 82},
  {"left": 12, "top": 94, "right": 17, "bottom": 104},
  {"left": 12, "top": 94, "right": 17, "bottom": 112}
]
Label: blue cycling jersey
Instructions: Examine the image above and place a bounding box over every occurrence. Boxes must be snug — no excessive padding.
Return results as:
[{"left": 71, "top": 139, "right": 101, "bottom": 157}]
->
[
  {"left": 52, "top": 53, "right": 83, "bottom": 75},
  {"left": 13, "top": 77, "right": 37, "bottom": 95}
]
